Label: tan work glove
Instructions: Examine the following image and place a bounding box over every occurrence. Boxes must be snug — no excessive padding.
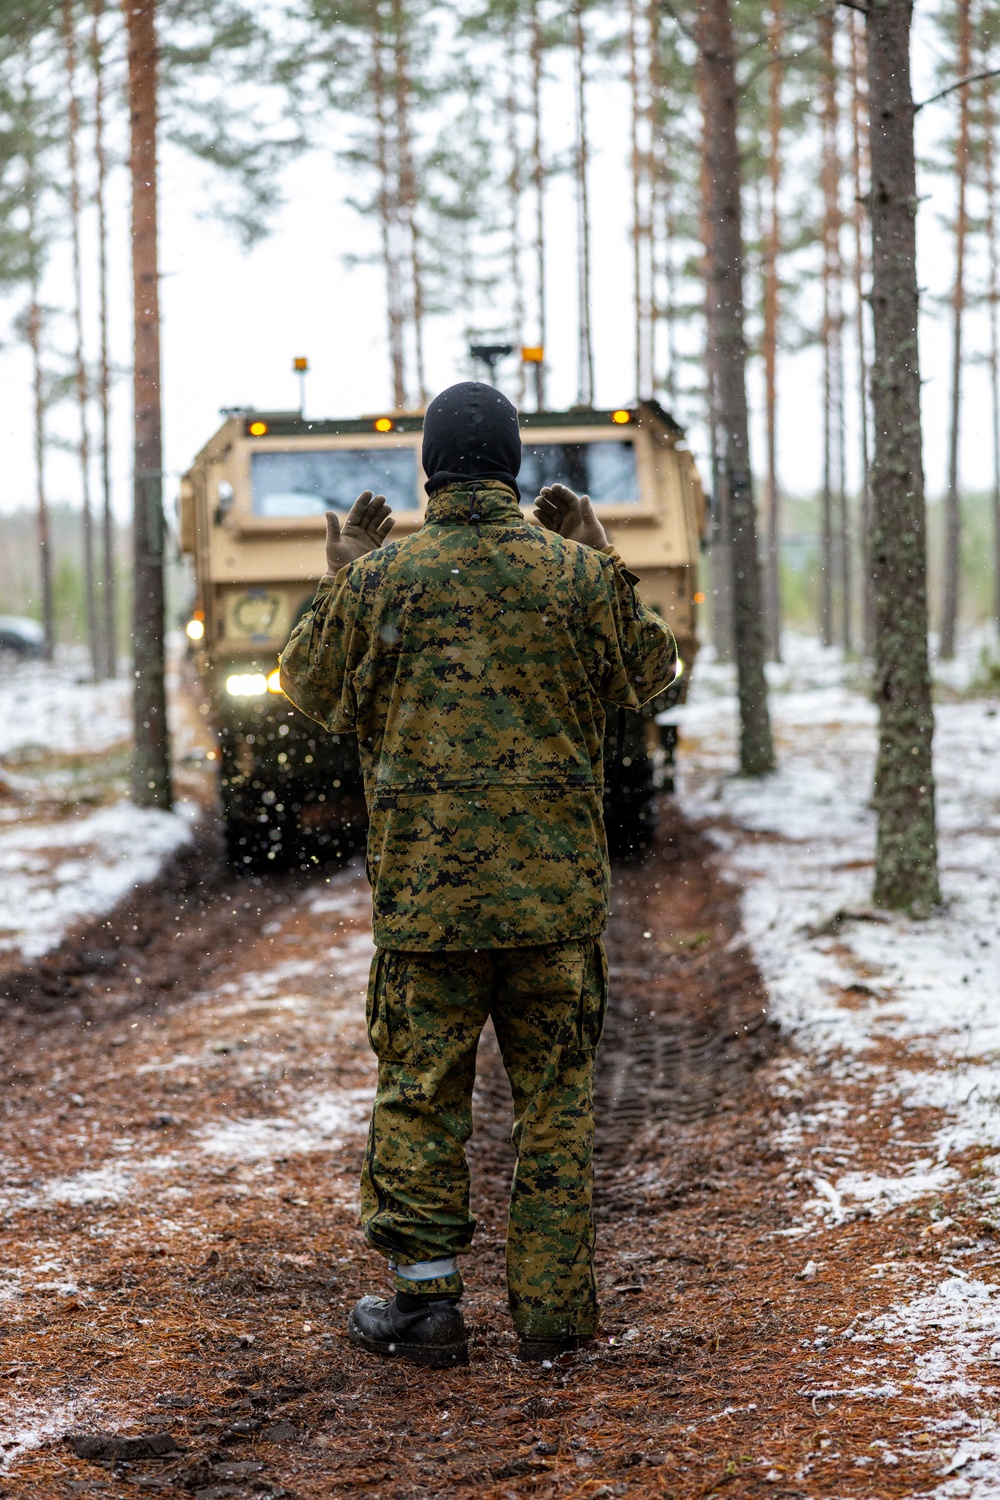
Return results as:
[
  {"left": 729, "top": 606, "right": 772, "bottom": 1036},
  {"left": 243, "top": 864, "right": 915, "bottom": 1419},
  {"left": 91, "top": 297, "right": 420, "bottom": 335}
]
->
[
  {"left": 532, "top": 483, "right": 608, "bottom": 550},
  {"left": 325, "top": 490, "right": 394, "bottom": 573}
]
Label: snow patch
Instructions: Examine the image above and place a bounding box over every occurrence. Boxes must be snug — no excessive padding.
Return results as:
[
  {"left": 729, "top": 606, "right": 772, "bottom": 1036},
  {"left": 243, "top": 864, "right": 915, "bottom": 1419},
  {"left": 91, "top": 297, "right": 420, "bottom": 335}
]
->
[
  {"left": 0, "top": 802, "right": 196, "bottom": 958},
  {"left": 197, "top": 1089, "right": 371, "bottom": 1162}
]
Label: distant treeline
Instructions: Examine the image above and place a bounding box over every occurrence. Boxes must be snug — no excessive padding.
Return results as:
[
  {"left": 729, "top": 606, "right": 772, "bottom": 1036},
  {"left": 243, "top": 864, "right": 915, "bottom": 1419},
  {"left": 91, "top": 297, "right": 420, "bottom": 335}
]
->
[{"left": 0, "top": 505, "right": 129, "bottom": 651}]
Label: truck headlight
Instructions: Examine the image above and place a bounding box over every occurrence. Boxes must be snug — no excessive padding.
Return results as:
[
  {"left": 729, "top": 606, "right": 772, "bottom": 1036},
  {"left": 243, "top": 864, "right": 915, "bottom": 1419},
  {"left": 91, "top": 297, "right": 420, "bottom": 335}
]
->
[
  {"left": 267, "top": 669, "right": 284, "bottom": 694},
  {"left": 226, "top": 672, "right": 268, "bottom": 697}
]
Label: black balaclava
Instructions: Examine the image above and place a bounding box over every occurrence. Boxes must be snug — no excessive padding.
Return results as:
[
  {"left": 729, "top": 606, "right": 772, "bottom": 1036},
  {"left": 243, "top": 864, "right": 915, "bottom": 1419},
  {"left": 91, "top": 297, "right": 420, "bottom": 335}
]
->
[{"left": 422, "top": 381, "right": 521, "bottom": 500}]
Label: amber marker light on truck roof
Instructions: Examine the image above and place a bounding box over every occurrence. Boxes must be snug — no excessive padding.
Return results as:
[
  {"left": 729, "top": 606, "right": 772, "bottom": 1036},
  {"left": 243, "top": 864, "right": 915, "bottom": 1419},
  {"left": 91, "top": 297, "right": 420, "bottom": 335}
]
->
[
  {"left": 611, "top": 409, "right": 632, "bottom": 424},
  {"left": 249, "top": 420, "right": 268, "bottom": 436},
  {"left": 694, "top": 591, "right": 705, "bottom": 604},
  {"left": 374, "top": 417, "right": 394, "bottom": 432}
]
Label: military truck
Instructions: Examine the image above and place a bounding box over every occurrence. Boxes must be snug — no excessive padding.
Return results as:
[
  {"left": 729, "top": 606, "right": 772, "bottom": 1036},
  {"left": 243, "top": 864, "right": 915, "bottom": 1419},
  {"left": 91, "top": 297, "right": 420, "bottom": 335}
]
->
[{"left": 178, "top": 400, "right": 705, "bottom": 866}]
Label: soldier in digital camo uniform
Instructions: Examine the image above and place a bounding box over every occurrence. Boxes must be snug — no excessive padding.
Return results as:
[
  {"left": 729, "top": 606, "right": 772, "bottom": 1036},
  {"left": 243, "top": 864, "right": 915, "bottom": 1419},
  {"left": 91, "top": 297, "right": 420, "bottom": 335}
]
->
[{"left": 279, "top": 382, "right": 676, "bottom": 1367}]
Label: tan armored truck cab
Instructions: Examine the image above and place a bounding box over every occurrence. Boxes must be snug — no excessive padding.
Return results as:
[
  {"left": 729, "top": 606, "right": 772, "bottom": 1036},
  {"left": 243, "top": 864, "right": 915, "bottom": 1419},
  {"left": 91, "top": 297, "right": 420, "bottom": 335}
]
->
[{"left": 179, "top": 401, "right": 705, "bottom": 865}]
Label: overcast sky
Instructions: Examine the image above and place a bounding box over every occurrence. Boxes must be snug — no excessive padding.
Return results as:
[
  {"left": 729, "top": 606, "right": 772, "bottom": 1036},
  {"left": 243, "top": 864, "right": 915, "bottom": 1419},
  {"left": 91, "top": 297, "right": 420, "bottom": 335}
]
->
[{"left": 0, "top": 6, "right": 991, "bottom": 530}]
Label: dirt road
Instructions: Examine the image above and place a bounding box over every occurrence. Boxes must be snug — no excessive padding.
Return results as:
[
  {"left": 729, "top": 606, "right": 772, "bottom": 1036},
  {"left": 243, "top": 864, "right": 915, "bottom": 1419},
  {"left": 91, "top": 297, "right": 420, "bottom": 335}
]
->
[{"left": 0, "top": 806, "right": 987, "bottom": 1498}]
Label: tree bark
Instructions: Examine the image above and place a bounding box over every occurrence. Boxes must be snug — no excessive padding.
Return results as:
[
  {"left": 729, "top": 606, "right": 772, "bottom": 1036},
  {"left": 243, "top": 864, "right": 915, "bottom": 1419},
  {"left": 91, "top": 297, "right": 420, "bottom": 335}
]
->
[
  {"left": 124, "top": 0, "right": 172, "bottom": 809},
  {"left": 819, "top": 12, "right": 842, "bottom": 651},
  {"left": 866, "top": 0, "right": 939, "bottom": 911},
  {"left": 530, "top": 0, "right": 547, "bottom": 410},
  {"left": 939, "top": 0, "right": 972, "bottom": 660},
  {"left": 763, "top": 0, "right": 782, "bottom": 663},
  {"left": 371, "top": 11, "right": 405, "bottom": 410},
  {"left": 850, "top": 10, "right": 874, "bottom": 655},
  {"left": 390, "top": 0, "right": 425, "bottom": 405},
  {"left": 23, "top": 60, "right": 54, "bottom": 663},
  {"left": 629, "top": 0, "right": 644, "bottom": 399},
  {"left": 984, "top": 69, "right": 1000, "bottom": 639},
  {"left": 63, "top": 0, "right": 101, "bottom": 682},
  {"left": 573, "top": 1, "right": 594, "bottom": 407},
  {"left": 696, "top": 0, "right": 774, "bottom": 774},
  {"left": 506, "top": 15, "right": 526, "bottom": 406},
  {"left": 92, "top": 0, "right": 116, "bottom": 678}
]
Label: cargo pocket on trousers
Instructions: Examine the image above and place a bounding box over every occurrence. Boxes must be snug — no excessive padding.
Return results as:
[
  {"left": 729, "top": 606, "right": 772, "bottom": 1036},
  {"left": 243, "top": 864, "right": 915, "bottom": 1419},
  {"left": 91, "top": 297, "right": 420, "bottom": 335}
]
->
[
  {"left": 366, "top": 950, "right": 413, "bottom": 1062},
  {"left": 579, "top": 940, "right": 609, "bottom": 1054}
]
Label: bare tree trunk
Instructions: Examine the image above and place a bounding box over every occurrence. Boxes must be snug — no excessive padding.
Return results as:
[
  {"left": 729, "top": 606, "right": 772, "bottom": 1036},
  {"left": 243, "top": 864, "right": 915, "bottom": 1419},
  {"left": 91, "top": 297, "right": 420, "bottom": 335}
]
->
[
  {"left": 850, "top": 10, "right": 874, "bottom": 654},
  {"left": 506, "top": 17, "right": 526, "bottom": 406},
  {"left": 819, "top": 12, "right": 840, "bottom": 651},
  {"left": 629, "top": 0, "right": 643, "bottom": 399},
  {"left": 23, "top": 61, "right": 55, "bottom": 662},
  {"left": 984, "top": 70, "right": 1000, "bottom": 639},
  {"left": 866, "top": 0, "right": 939, "bottom": 911},
  {"left": 573, "top": 1, "right": 594, "bottom": 408},
  {"left": 372, "top": 13, "right": 405, "bottom": 410},
  {"left": 697, "top": 0, "right": 774, "bottom": 774},
  {"left": 838, "top": 368, "right": 852, "bottom": 653},
  {"left": 64, "top": 0, "right": 101, "bottom": 682},
  {"left": 647, "top": 0, "right": 677, "bottom": 405},
  {"left": 629, "top": 0, "right": 655, "bottom": 399},
  {"left": 697, "top": 51, "right": 732, "bottom": 663},
  {"left": 124, "top": 0, "right": 172, "bottom": 809},
  {"left": 92, "top": 0, "right": 116, "bottom": 677},
  {"left": 530, "top": 0, "right": 547, "bottom": 410},
  {"left": 940, "top": 0, "right": 972, "bottom": 660},
  {"left": 390, "top": 0, "right": 425, "bottom": 405},
  {"left": 763, "top": 0, "right": 782, "bottom": 662}
]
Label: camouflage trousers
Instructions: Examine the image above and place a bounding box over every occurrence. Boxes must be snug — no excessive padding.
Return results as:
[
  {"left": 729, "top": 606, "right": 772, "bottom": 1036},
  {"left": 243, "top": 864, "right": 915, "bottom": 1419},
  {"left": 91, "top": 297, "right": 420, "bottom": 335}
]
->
[{"left": 359, "top": 939, "right": 608, "bottom": 1339}]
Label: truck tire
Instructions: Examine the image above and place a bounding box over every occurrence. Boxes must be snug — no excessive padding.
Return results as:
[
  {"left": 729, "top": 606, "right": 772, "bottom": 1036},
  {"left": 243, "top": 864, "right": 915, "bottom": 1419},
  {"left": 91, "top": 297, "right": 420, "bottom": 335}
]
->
[{"left": 603, "top": 709, "right": 656, "bottom": 859}]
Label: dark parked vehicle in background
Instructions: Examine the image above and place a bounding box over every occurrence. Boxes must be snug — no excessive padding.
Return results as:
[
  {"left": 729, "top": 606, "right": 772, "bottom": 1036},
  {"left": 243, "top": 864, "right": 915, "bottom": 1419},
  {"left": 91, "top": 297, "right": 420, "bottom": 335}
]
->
[{"left": 0, "top": 617, "right": 45, "bottom": 658}]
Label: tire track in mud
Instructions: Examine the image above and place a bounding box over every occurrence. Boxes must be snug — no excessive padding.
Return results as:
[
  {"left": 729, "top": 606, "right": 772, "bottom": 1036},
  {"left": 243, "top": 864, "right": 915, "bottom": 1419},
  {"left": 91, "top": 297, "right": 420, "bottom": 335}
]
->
[{"left": 467, "top": 801, "right": 779, "bottom": 1216}]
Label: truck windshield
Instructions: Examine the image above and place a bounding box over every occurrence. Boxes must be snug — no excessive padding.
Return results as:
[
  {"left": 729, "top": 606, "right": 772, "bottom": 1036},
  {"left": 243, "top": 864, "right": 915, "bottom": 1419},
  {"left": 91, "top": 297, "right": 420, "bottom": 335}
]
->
[
  {"left": 251, "top": 447, "right": 420, "bottom": 517},
  {"left": 518, "top": 439, "right": 638, "bottom": 504}
]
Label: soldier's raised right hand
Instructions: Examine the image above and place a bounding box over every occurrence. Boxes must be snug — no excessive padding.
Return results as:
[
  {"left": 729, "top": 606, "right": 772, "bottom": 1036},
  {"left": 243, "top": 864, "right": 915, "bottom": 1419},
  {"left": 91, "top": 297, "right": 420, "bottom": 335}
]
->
[{"left": 325, "top": 491, "right": 394, "bottom": 573}]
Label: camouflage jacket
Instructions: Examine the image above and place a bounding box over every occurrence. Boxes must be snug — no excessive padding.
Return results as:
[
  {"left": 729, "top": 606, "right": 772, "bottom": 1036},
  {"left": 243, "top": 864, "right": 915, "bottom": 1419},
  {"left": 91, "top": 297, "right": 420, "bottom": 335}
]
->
[{"left": 279, "top": 481, "right": 676, "bottom": 951}]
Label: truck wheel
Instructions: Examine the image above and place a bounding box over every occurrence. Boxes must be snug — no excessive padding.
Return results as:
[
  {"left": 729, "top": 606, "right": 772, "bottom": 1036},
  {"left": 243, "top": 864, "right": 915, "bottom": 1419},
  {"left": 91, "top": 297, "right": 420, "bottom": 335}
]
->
[
  {"left": 217, "top": 733, "right": 290, "bottom": 870},
  {"left": 603, "top": 708, "right": 656, "bottom": 859},
  {"left": 604, "top": 753, "right": 656, "bottom": 859}
]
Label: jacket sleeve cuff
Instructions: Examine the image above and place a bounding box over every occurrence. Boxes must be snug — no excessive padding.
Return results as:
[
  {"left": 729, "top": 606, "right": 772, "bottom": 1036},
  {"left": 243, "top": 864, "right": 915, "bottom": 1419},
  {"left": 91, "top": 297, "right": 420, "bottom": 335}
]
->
[{"left": 599, "top": 544, "right": 640, "bottom": 587}]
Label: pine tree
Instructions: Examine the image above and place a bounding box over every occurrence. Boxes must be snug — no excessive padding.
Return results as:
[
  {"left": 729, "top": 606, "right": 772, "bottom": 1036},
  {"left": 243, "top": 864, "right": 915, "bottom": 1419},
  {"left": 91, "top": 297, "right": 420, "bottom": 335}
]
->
[
  {"left": 940, "top": 0, "right": 973, "bottom": 660},
  {"left": 849, "top": 9, "right": 874, "bottom": 655},
  {"left": 696, "top": 0, "right": 775, "bottom": 775},
  {"left": 572, "top": 0, "right": 594, "bottom": 406},
  {"left": 91, "top": 0, "right": 116, "bottom": 677},
  {"left": 62, "top": 0, "right": 101, "bottom": 682},
  {"left": 762, "top": 0, "right": 782, "bottom": 661},
  {"left": 125, "top": 0, "right": 171, "bottom": 809},
  {"left": 865, "top": 0, "right": 940, "bottom": 911}
]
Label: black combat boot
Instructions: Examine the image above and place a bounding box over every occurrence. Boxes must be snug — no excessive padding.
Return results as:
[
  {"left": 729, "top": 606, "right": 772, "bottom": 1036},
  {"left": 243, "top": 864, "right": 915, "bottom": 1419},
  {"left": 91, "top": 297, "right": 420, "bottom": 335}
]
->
[
  {"left": 347, "top": 1292, "right": 469, "bottom": 1368},
  {"left": 517, "top": 1334, "right": 583, "bottom": 1363}
]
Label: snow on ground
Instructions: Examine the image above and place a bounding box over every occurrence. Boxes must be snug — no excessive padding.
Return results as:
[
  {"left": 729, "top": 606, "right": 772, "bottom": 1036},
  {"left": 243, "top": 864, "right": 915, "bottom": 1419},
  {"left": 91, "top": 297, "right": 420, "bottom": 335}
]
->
[
  {"left": 0, "top": 802, "right": 196, "bottom": 960},
  {"left": 0, "top": 656, "right": 132, "bottom": 759},
  {"left": 674, "top": 629, "right": 1000, "bottom": 1493},
  {"left": 0, "top": 651, "right": 202, "bottom": 963}
]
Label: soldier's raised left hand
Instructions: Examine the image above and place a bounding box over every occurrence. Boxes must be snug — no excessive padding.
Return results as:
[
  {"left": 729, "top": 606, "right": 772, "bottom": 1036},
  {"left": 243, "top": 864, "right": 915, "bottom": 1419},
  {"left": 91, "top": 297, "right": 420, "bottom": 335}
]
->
[{"left": 325, "top": 491, "right": 394, "bottom": 573}]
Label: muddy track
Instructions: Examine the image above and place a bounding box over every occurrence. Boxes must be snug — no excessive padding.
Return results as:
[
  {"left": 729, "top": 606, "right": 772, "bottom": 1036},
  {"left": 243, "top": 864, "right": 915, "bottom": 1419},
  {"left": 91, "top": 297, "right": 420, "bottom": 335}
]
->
[
  {"left": 467, "top": 802, "right": 778, "bottom": 1217},
  {"left": 0, "top": 824, "right": 354, "bottom": 1029},
  {"left": 0, "top": 801, "right": 775, "bottom": 1144}
]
